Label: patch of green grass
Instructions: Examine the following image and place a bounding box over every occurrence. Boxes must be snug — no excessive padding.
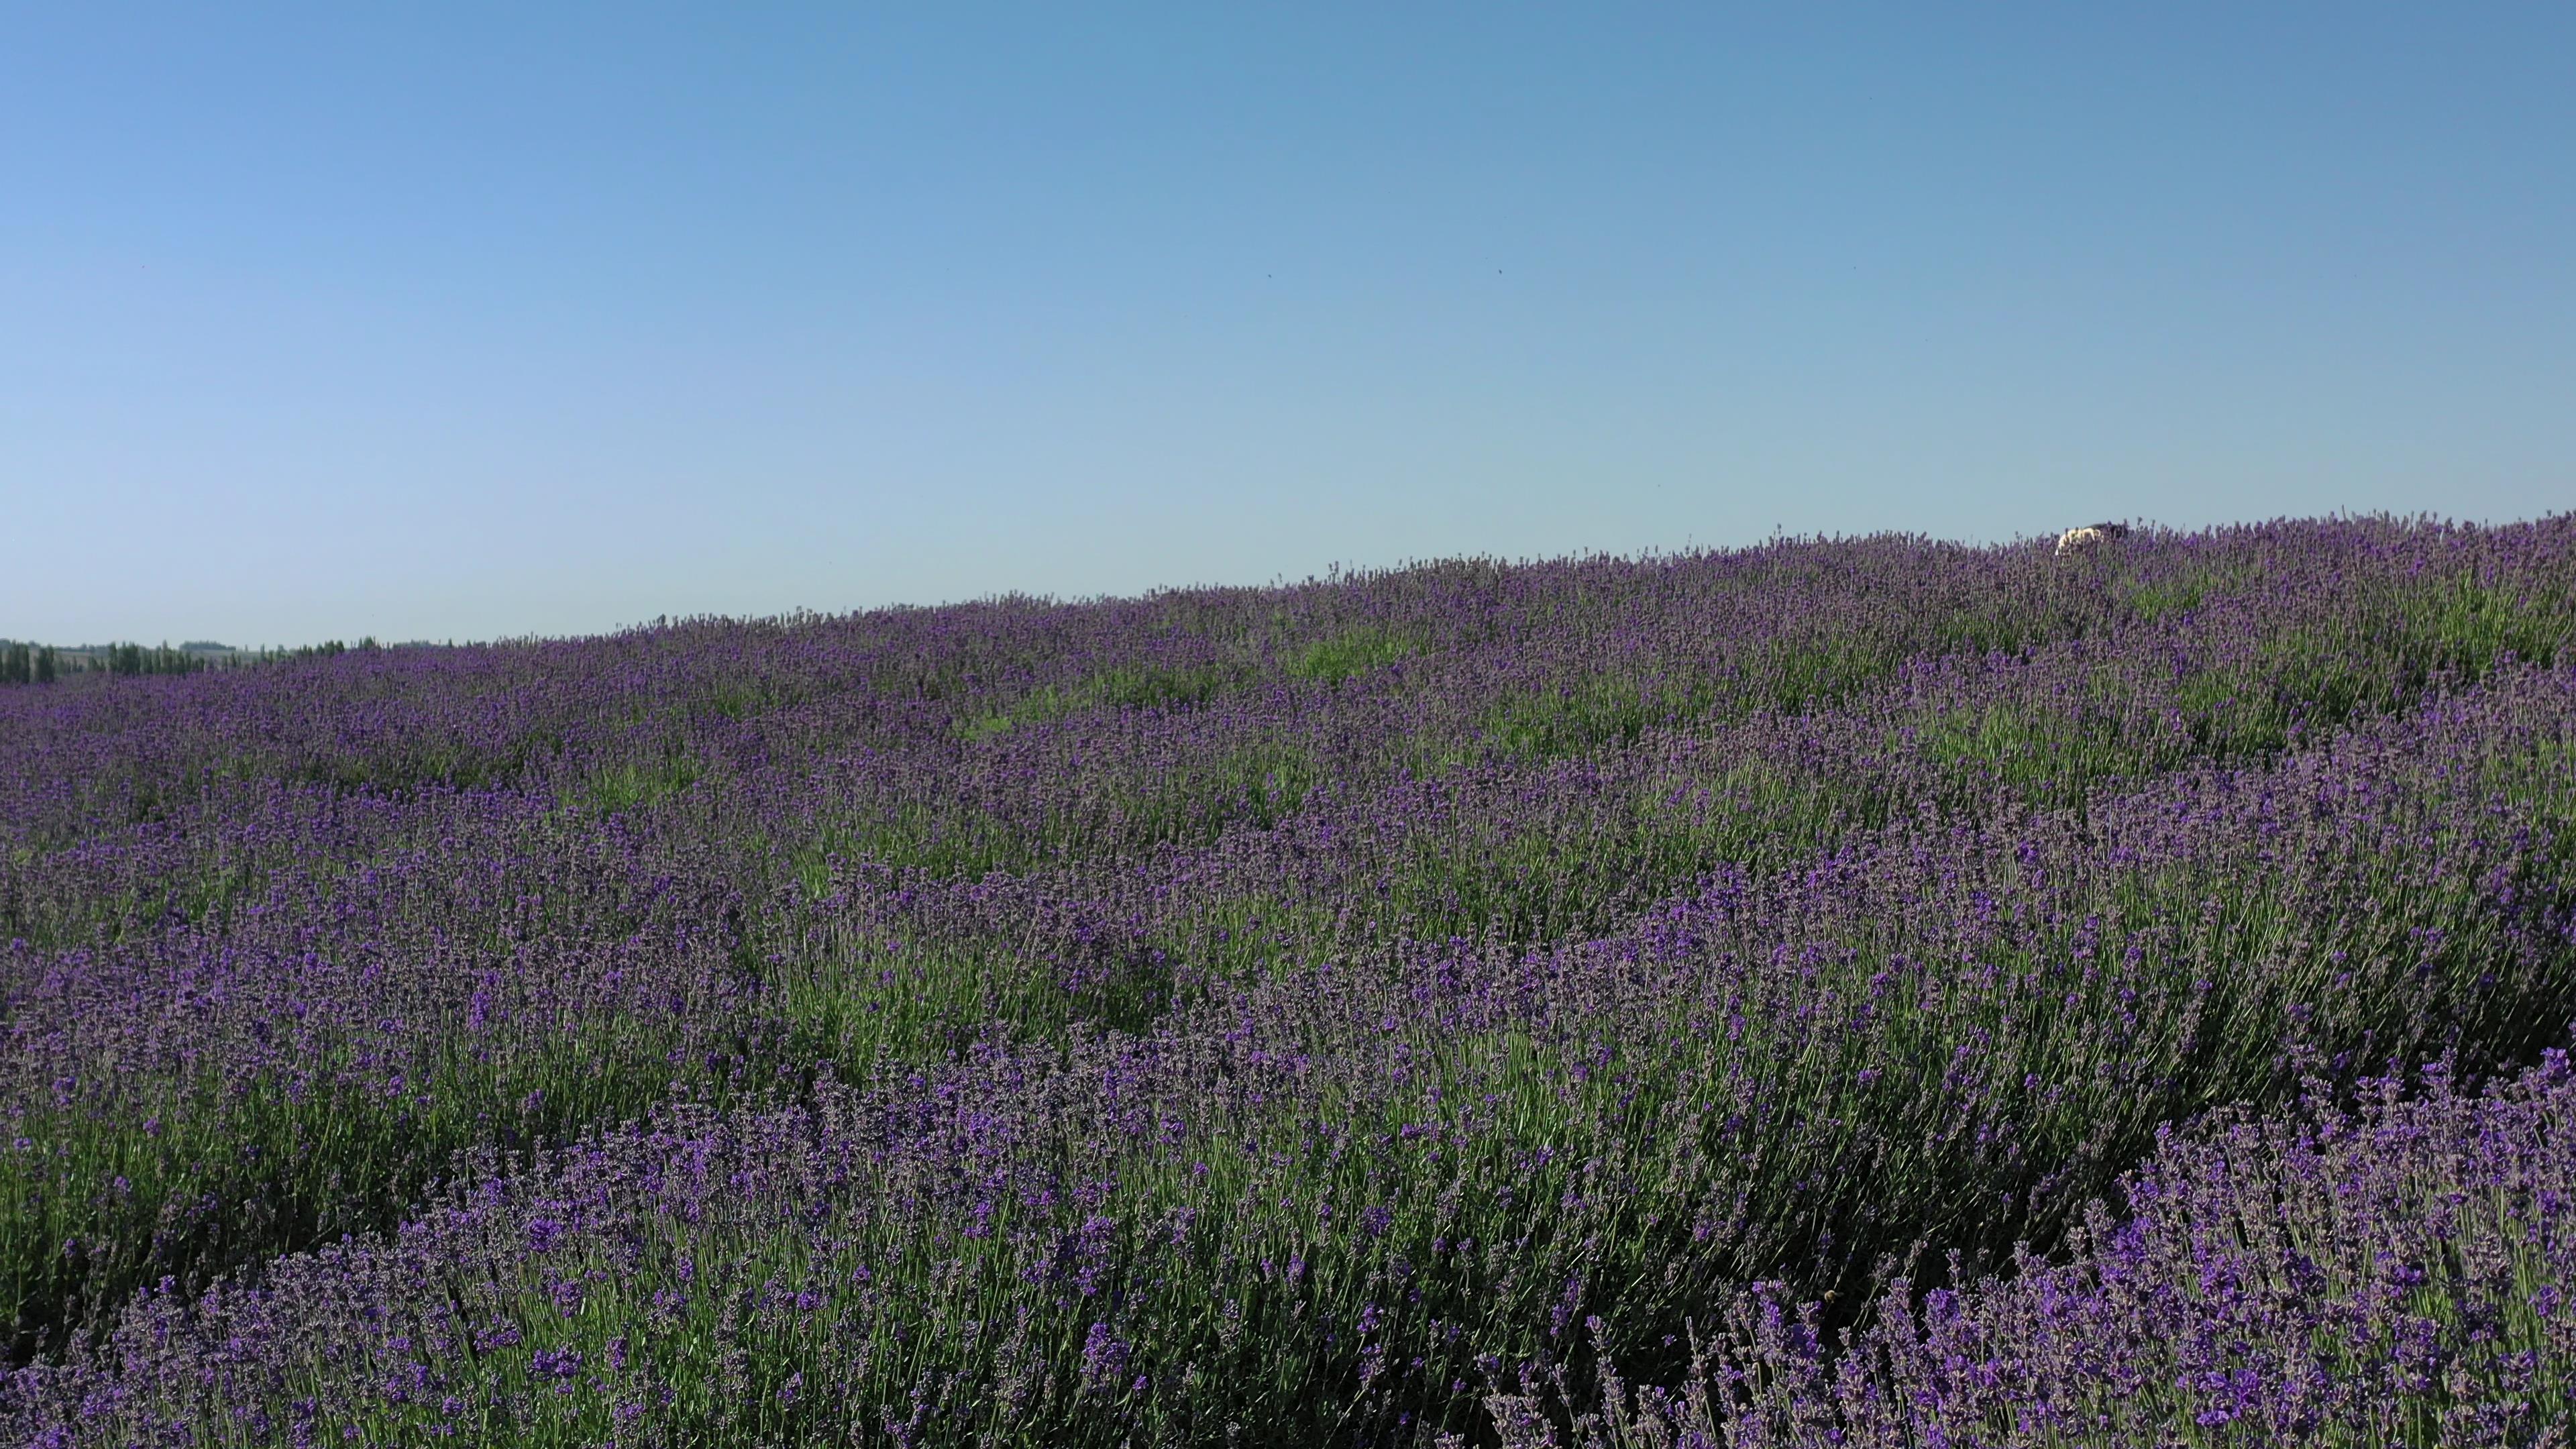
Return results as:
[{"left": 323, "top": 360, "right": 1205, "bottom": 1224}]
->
[
  {"left": 957, "top": 662, "right": 1256, "bottom": 743},
  {"left": 1927, "top": 600, "right": 2067, "bottom": 659},
  {"left": 1476, "top": 676, "right": 1723, "bottom": 763},
  {"left": 1908, "top": 702, "right": 2158, "bottom": 809},
  {"left": 1085, "top": 661, "right": 1252, "bottom": 712},
  {"left": 804, "top": 740, "right": 1319, "bottom": 883},
  {"left": 768, "top": 934, "right": 1177, "bottom": 1069},
  {"left": 700, "top": 680, "right": 771, "bottom": 720},
  {"left": 2414, "top": 573, "right": 2567, "bottom": 672},
  {"left": 1468, "top": 635, "right": 1913, "bottom": 767},
  {"left": 1286, "top": 627, "right": 1421, "bottom": 684},
  {"left": 1122, "top": 739, "right": 1318, "bottom": 841},
  {"left": 797, "top": 810, "right": 1038, "bottom": 881},
  {"left": 957, "top": 708, "right": 1025, "bottom": 743},
  {"left": 2114, "top": 553, "right": 2270, "bottom": 625},
  {"left": 1751, "top": 635, "right": 1902, "bottom": 716},
  {"left": 576, "top": 753, "right": 706, "bottom": 817},
  {"left": 2123, "top": 576, "right": 2211, "bottom": 624}
]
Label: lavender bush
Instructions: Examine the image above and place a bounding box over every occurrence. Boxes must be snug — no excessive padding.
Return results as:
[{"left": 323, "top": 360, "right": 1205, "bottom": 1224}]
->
[
  {"left": 1, "top": 515, "right": 2572, "bottom": 1444},
  {"left": 1489, "top": 1053, "right": 2576, "bottom": 1448}
]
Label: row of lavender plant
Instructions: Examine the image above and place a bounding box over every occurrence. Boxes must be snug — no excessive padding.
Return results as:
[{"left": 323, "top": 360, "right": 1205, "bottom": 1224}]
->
[
  {"left": 753, "top": 611, "right": 2576, "bottom": 1056},
  {"left": 673, "top": 513, "right": 2575, "bottom": 896},
  {"left": 5, "top": 518, "right": 2563, "bottom": 1008},
  {"left": 7, "top": 533, "right": 2569, "bottom": 1358},
  {"left": 2, "top": 523, "right": 2569, "bottom": 1339},
  {"left": 1485, "top": 1053, "right": 2574, "bottom": 1448},
  {"left": 7, "top": 663, "right": 2571, "bottom": 1443},
  {"left": 0, "top": 784, "right": 776, "bottom": 1360},
  {"left": 5, "top": 517, "right": 2565, "bottom": 867},
  {"left": 2, "top": 519, "right": 2569, "bottom": 1413}
]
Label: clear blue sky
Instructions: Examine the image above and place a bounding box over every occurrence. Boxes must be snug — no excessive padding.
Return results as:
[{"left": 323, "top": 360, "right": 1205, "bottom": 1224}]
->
[{"left": 5, "top": 4, "right": 2571, "bottom": 645}]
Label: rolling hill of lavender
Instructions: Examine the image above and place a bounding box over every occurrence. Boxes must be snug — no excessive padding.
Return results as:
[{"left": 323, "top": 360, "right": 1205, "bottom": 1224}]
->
[{"left": 5, "top": 515, "right": 2575, "bottom": 1447}]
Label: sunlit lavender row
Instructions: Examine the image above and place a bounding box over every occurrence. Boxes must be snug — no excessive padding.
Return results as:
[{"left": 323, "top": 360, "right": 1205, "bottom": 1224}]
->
[
  {"left": 1483, "top": 1053, "right": 2575, "bottom": 1448},
  {"left": 3, "top": 516, "right": 2573, "bottom": 1444}
]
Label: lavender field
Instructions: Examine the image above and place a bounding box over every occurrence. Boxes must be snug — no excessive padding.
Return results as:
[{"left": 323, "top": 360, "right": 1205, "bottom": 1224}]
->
[{"left": 3, "top": 515, "right": 2574, "bottom": 1446}]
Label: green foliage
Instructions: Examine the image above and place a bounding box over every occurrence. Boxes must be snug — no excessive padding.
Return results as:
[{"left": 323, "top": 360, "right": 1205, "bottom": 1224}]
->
[
  {"left": 1085, "top": 661, "right": 1251, "bottom": 711},
  {"left": 1476, "top": 675, "right": 1723, "bottom": 763},
  {"left": 958, "top": 662, "right": 1254, "bottom": 742},
  {"left": 1285, "top": 627, "right": 1420, "bottom": 683},
  {"left": 2113, "top": 552, "right": 2273, "bottom": 625},
  {"left": 1907, "top": 701, "right": 2157, "bottom": 809},
  {"left": 17, "top": 525, "right": 2576, "bottom": 1438},
  {"left": 0, "top": 1022, "right": 755, "bottom": 1362},
  {"left": 797, "top": 810, "right": 1036, "bottom": 881},
  {"left": 166, "top": 719, "right": 2576, "bottom": 1444},
  {"left": 1752, "top": 634, "right": 1903, "bottom": 714},
  {"left": 2413, "top": 572, "right": 2567, "bottom": 672},
  {"left": 2122, "top": 576, "right": 2212, "bottom": 624},
  {"left": 814, "top": 739, "right": 1319, "bottom": 881},
  {"left": 2167, "top": 572, "right": 2573, "bottom": 757},
  {"left": 97, "top": 642, "right": 209, "bottom": 678},
  {"left": 576, "top": 753, "right": 707, "bottom": 817},
  {"left": 1467, "top": 637, "right": 1900, "bottom": 767}
]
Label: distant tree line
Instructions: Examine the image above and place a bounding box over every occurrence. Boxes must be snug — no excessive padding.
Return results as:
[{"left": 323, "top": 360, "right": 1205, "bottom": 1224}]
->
[
  {"left": 106, "top": 643, "right": 209, "bottom": 678},
  {"left": 1, "top": 641, "right": 203, "bottom": 684},
  {"left": 0, "top": 637, "right": 398, "bottom": 687},
  {"left": 1, "top": 643, "right": 61, "bottom": 686}
]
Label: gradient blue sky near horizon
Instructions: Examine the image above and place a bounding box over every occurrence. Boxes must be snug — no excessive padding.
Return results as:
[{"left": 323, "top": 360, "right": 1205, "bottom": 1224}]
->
[{"left": 5, "top": 5, "right": 2571, "bottom": 647}]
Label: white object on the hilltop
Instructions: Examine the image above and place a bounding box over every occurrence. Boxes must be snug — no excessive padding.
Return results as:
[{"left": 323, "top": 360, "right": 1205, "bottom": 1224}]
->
[{"left": 2055, "top": 522, "right": 2131, "bottom": 557}]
